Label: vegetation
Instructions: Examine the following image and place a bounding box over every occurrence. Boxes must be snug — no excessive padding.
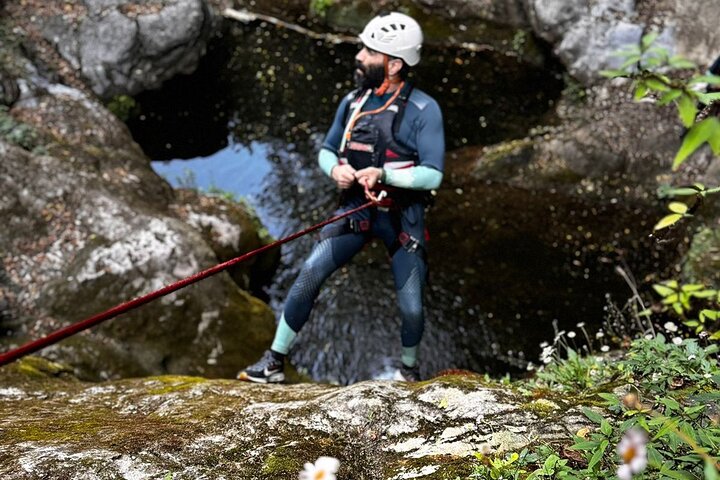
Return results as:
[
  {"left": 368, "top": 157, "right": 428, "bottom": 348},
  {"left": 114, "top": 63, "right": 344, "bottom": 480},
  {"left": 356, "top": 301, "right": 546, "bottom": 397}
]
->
[
  {"left": 465, "top": 336, "right": 719, "bottom": 479},
  {"left": 462, "top": 34, "right": 720, "bottom": 480}
]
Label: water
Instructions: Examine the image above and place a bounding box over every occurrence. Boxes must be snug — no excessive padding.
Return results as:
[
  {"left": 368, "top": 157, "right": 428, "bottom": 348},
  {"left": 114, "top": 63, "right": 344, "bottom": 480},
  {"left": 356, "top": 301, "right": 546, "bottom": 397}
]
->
[{"left": 129, "top": 20, "right": 672, "bottom": 383}]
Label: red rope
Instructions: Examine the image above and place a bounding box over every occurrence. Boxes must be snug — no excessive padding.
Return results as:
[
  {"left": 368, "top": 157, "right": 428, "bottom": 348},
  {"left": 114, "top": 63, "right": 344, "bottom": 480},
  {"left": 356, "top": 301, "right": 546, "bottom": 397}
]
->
[{"left": 0, "top": 197, "right": 380, "bottom": 367}]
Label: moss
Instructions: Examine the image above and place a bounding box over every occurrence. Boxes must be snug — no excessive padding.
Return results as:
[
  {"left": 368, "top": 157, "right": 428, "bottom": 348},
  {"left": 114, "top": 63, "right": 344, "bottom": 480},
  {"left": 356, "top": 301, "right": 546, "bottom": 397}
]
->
[
  {"left": 145, "top": 375, "right": 208, "bottom": 395},
  {"left": 521, "top": 398, "right": 560, "bottom": 417},
  {"left": 261, "top": 449, "right": 304, "bottom": 476},
  {"left": 383, "top": 453, "right": 476, "bottom": 479},
  {"left": 14, "top": 356, "right": 73, "bottom": 378}
]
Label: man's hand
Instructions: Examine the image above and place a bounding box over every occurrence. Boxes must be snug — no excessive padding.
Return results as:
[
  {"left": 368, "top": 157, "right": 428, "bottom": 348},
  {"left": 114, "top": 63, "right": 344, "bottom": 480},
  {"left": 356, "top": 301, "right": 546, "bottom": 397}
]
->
[
  {"left": 331, "top": 164, "right": 357, "bottom": 189},
  {"left": 354, "top": 167, "right": 383, "bottom": 190}
]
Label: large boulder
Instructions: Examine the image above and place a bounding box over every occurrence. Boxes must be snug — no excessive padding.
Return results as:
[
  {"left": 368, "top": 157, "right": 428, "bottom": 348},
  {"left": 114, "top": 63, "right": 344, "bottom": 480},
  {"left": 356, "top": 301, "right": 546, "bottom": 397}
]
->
[
  {"left": 0, "top": 57, "right": 277, "bottom": 380},
  {"left": 3, "top": 0, "right": 216, "bottom": 98},
  {"left": 0, "top": 357, "right": 590, "bottom": 479},
  {"left": 525, "top": 0, "right": 720, "bottom": 85}
]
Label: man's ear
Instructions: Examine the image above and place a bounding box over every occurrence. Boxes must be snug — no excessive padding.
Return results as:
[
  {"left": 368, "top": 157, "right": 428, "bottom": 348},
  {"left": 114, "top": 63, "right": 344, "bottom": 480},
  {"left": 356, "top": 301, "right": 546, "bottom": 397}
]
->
[{"left": 388, "top": 59, "right": 404, "bottom": 77}]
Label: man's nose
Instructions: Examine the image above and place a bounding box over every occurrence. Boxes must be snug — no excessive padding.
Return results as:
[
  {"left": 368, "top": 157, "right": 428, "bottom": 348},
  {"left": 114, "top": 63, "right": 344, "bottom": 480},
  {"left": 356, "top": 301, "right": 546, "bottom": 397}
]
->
[{"left": 355, "top": 47, "right": 367, "bottom": 63}]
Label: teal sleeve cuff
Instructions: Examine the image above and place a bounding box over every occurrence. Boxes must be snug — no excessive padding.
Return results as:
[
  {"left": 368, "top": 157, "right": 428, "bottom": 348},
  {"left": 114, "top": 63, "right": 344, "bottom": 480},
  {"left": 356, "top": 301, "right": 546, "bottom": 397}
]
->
[
  {"left": 318, "top": 148, "right": 339, "bottom": 178},
  {"left": 383, "top": 165, "right": 443, "bottom": 190}
]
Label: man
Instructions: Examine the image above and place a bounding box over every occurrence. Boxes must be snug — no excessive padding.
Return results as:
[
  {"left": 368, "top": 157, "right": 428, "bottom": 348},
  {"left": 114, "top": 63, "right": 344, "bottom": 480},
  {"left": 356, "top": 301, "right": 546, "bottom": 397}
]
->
[{"left": 237, "top": 12, "right": 445, "bottom": 383}]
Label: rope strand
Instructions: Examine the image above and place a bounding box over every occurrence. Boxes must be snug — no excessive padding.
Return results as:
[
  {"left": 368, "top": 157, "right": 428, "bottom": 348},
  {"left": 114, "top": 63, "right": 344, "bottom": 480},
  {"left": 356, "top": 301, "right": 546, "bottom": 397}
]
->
[{"left": 0, "top": 196, "right": 383, "bottom": 367}]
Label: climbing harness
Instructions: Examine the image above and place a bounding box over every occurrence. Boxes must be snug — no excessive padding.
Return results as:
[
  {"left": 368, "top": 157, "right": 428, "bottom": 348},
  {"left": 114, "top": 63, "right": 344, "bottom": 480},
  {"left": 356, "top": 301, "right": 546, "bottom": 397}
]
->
[{"left": 0, "top": 188, "right": 387, "bottom": 368}]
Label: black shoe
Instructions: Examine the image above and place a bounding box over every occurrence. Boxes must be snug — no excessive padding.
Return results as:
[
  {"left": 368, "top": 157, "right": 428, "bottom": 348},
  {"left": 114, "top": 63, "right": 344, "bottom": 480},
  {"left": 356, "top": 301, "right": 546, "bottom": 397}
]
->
[
  {"left": 394, "top": 363, "right": 421, "bottom": 382},
  {"left": 237, "top": 350, "right": 285, "bottom": 384}
]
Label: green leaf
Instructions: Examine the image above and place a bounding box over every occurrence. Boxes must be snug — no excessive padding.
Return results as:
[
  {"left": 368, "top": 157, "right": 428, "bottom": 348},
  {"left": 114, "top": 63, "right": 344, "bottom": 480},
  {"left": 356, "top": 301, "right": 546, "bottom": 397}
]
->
[
  {"left": 588, "top": 439, "right": 609, "bottom": 470},
  {"left": 683, "top": 404, "right": 705, "bottom": 415},
  {"left": 544, "top": 454, "right": 559, "bottom": 471},
  {"left": 653, "top": 284, "right": 677, "bottom": 297},
  {"left": 690, "top": 289, "right": 717, "bottom": 298},
  {"left": 701, "top": 309, "right": 720, "bottom": 321},
  {"left": 657, "top": 185, "right": 702, "bottom": 197},
  {"left": 698, "top": 92, "right": 720, "bottom": 105},
  {"left": 668, "top": 202, "right": 688, "bottom": 214},
  {"left": 705, "top": 459, "right": 720, "bottom": 480},
  {"left": 659, "top": 468, "right": 697, "bottom": 480},
  {"left": 654, "top": 213, "right": 683, "bottom": 230},
  {"left": 653, "top": 417, "right": 680, "bottom": 441},
  {"left": 691, "top": 74, "right": 720, "bottom": 85},
  {"left": 673, "top": 118, "right": 720, "bottom": 170},
  {"left": 646, "top": 78, "right": 670, "bottom": 91},
  {"left": 583, "top": 407, "right": 604, "bottom": 425},
  {"left": 680, "top": 283, "right": 704, "bottom": 292},
  {"left": 668, "top": 56, "right": 696, "bottom": 69},
  {"left": 647, "top": 446, "right": 665, "bottom": 468},
  {"left": 621, "top": 55, "right": 642, "bottom": 69},
  {"left": 597, "top": 393, "right": 620, "bottom": 405},
  {"left": 571, "top": 441, "right": 599, "bottom": 451},
  {"left": 659, "top": 396, "right": 680, "bottom": 411},
  {"left": 677, "top": 94, "right": 698, "bottom": 128},
  {"left": 634, "top": 82, "right": 649, "bottom": 100},
  {"left": 708, "top": 118, "right": 720, "bottom": 155},
  {"left": 600, "top": 420, "right": 612, "bottom": 436},
  {"left": 642, "top": 32, "right": 659, "bottom": 49},
  {"left": 600, "top": 69, "right": 629, "bottom": 78},
  {"left": 658, "top": 89, "right": 684, "bottom": 106}
]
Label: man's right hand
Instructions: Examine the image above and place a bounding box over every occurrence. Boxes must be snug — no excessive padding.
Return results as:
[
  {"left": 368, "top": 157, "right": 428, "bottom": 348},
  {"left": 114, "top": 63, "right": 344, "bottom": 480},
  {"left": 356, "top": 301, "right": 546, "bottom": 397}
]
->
[{"left": 331, "top": 163, "right": 357, "bottom": 189}]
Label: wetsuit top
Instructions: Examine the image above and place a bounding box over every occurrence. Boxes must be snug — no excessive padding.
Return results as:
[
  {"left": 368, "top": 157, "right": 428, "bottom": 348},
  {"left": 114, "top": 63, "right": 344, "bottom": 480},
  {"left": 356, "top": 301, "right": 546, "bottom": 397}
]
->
[
  {"left": 323, "top": 87, "right": 445, "bottom": 176},
  {"left": 320, "top": 87, "right": 445, "bottom": 233}
]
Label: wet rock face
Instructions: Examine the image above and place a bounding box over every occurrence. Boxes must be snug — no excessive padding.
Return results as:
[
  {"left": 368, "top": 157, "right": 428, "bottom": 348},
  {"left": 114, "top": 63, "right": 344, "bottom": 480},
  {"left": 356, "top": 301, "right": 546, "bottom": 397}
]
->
[
  {"left": 526, "top": 0, "right": 720, "bottom": 84},
  {"left": 11, "top": 0, "right": 215, "bottom": 98},
  {"left": 0, "top": 361, "right": 591, "bottom": 479},
  {"left": 0, "top": 69, "right": 277, "bottom": 380},
  {"left": 169, "top": 189, "right": 280, "bottom": 296}
]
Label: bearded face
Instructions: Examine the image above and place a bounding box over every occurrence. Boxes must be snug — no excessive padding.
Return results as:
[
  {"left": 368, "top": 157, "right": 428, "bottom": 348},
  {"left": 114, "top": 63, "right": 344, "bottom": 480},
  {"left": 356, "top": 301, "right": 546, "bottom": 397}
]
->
[{"left": 353, "top": 59, "right": 386, "bottom": 90}]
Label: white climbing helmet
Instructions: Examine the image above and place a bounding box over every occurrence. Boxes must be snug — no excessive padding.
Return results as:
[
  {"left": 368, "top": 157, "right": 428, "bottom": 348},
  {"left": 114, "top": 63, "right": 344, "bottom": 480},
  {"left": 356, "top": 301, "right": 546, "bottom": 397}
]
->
[{"left": 358, "top": 12, "right": 423, "bottom": 67}]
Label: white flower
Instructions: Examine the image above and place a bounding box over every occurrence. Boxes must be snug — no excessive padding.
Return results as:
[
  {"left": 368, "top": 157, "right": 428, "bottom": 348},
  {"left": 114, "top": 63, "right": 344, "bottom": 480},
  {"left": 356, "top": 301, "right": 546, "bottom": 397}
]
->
[
  {"left": 567, "top": 331, "right": 576, "bottom": 339},
  {"left": 526, "top": 362, "right": 536, "bottom": 371},
  {"left": 644, "top": 334, "right": 654, "bottom": 340},
  {"left": 596, "top": 331, "right": 605, "bottom": 339},
  {"left": 672, "top": 337, "right": 683, "bottom": 346},
  {"left": 299, "top": 456, "right": 340, "bottom": 480},
  {"left": 617, "top": 428, "right": 648, "bottom": 480},
  {"left": 601, "top": 345, "right": 610, "bottom": 352},
  {"left": 688, "top": 354, "right": 696, "bottom": 361},
  {"left": 576, "top": 322, "right": 586, "bottom": 328},
  {"left": 539, "top": 341, "right": 549, "bottom": 348},
  {"left": 540, "top": 345, "right": 555, "bottom": 364},
  {"left": 663, "top": 322, "right": 678, "bottom": 332}
]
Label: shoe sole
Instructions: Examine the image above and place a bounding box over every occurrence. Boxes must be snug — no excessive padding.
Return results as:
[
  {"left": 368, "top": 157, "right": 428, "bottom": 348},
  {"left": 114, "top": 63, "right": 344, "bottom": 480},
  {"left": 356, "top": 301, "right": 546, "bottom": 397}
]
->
[{"left": 237, "top": 371, "right": 285, "bottom": 384}]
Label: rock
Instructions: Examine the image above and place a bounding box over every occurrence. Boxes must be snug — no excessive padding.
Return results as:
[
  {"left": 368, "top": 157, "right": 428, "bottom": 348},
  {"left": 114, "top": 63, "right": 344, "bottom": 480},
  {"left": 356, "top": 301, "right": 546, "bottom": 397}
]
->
[
  {"left": 0, "top": 360, "right": 591, "bottom": 478},
  {"left": 1, "top": 62, "right": 277, "bottom": 380},
  {"left": 7, "top": 0, "right": 216, "bottom": 98},
  {"left": 525, "top": 0, "right": 720, "bottom": 84},
  {"left": 457, "top": 82, "right": 683, "bottom": 195},
  {"left": 682, "top": 227, "right": 720, "bottom": 286},
  {"left": 169, "top": 189, "right": 280, "bottom": 296}
]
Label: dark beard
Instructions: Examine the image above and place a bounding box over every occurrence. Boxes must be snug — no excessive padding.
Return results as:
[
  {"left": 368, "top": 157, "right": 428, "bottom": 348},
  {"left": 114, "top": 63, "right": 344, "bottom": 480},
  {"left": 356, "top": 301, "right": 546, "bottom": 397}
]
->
[{"left": 353, "top": 61, "right": 385, "bottom": 90}]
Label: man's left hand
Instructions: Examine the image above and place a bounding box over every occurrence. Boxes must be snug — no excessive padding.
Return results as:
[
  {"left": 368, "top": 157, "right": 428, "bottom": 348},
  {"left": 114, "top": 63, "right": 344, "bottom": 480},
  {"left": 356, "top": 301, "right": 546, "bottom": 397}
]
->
[{"left": 355, "top": 167, "right": 383, "bottom": 190}]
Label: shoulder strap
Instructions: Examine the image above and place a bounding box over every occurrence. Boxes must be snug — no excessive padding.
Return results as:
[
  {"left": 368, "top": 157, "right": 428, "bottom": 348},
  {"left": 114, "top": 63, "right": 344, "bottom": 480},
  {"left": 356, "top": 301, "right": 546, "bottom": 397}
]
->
[{"left": 392, "top": 82, "right": 414, "bottom": 138}]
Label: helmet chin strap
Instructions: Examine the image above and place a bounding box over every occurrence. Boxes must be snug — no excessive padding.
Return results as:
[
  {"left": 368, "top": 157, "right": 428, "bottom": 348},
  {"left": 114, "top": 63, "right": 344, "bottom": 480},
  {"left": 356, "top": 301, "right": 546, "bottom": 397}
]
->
[{"left": 375, "top": 54, "right": 400, "bottom": 95}]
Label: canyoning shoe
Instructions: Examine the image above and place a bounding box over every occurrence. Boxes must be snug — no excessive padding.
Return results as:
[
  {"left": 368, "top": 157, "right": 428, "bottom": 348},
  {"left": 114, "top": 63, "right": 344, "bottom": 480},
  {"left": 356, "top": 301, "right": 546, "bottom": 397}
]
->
[
  {"left": 394, "top": 363, "right": 421, "bottom": 382},
  {"left": 236, "top": 350, "right": 285, "bottom": 384}
]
